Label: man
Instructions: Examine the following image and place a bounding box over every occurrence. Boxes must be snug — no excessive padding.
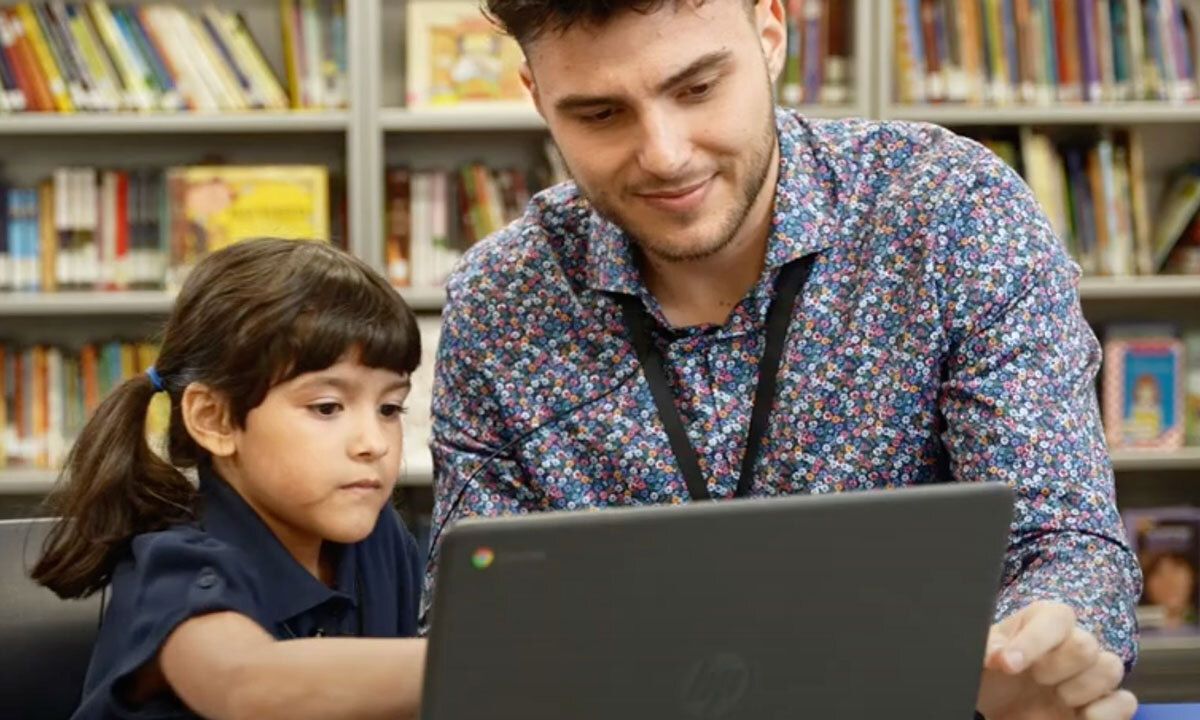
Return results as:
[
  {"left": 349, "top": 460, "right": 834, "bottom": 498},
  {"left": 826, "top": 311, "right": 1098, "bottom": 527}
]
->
[{"left": 427, "top": 1, "right": 1142, "bottom": 718}]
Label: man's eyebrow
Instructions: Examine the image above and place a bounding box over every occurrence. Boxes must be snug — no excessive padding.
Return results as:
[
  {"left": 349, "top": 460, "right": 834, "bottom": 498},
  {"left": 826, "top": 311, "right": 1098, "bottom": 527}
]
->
[
  {"left": 552, "top": 50, "right": 733, "bottom": 112},
  {"left": 653, "top": 50, "right": 733, "bottom": 93}
]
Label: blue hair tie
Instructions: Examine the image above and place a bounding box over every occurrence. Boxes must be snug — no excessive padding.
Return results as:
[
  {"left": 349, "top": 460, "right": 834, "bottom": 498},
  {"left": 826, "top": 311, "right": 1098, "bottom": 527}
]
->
[{"left": 146, "top": 366, "right": 166, "bottom": 393}]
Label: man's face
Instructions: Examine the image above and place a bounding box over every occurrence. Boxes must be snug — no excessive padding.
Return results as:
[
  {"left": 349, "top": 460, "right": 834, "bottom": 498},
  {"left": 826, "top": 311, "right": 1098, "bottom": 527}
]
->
[{"left": 522, "top": 0, "right": 785, "bottom": 263}]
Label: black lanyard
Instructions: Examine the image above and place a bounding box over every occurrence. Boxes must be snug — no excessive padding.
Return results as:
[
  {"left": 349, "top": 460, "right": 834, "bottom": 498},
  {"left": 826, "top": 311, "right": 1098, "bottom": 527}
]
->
[{"left": 616, "top": 255, "right": 815, "bottom": 501}]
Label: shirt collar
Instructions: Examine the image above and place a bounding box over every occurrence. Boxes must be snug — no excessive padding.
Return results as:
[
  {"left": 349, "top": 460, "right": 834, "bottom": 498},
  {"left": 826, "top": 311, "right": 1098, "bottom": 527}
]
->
[
  {"left": 585, "top": 107, "right": 839, "bottom": 298},
  {"left": 197, "top": 464, "right": 358, "bottom": 626}
]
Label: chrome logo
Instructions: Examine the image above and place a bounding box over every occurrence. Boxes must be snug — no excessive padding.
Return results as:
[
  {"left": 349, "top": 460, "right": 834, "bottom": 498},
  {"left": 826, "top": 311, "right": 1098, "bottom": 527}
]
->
[{"left": 472, "top": 547, "right": 495, "bottom": 569}]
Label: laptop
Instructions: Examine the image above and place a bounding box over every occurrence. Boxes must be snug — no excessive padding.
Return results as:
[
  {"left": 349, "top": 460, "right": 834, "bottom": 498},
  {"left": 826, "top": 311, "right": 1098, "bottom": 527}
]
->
[{"left": 422, "top": 482, "right": 1014, "bottom": 720}]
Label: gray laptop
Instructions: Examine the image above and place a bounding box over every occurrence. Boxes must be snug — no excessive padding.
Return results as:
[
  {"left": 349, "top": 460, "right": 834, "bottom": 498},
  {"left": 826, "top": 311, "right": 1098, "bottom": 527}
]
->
[{"left": 422, "top": 482, "right": 1014, "bottom": 719}]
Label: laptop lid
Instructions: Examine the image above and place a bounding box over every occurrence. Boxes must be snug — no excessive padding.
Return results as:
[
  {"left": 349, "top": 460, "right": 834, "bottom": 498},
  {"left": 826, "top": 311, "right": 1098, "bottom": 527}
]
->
[{"left": 423, "top": 482, "right": 1014, "bottom": 720}]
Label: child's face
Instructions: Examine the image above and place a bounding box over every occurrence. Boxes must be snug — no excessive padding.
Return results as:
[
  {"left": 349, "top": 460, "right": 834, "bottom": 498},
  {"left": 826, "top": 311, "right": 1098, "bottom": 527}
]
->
[{"left": 228, "top": 357, "right": 411, "bottom": 545}]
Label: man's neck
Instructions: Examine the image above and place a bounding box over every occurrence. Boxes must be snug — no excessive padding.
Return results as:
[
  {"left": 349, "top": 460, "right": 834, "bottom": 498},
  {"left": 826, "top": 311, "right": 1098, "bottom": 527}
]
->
[{"left": 641, "top": 161, "right": 779, "bottom": 328}]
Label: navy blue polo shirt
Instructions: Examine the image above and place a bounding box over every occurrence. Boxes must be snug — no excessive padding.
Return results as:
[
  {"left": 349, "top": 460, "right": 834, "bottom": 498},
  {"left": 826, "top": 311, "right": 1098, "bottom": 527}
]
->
[{"left": 72, "top": 465, "right": 422, "bottom": 719}]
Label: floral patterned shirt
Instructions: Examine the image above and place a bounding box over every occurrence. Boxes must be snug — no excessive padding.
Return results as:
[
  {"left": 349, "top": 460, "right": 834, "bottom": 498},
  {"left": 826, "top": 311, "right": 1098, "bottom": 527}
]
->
[{"left": 426, "top": 108, "right": 1141, "bottom": 663}]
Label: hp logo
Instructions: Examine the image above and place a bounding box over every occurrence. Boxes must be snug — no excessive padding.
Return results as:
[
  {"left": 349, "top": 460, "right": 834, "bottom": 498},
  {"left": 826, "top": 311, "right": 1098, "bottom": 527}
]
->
[{"left": 679, "top": 653, "right": 752, "bottom": 718}]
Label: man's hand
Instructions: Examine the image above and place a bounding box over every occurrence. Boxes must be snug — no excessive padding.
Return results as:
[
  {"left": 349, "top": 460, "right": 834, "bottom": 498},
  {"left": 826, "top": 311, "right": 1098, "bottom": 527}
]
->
[{"left": 976, "top": 601, "right": 1137, "bottom": 720}]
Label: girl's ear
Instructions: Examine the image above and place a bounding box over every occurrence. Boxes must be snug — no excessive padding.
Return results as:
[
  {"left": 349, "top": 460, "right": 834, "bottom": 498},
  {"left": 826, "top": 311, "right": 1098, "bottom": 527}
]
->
[{"left": 181, "top": 383, "right": 236, "bottom": 458}]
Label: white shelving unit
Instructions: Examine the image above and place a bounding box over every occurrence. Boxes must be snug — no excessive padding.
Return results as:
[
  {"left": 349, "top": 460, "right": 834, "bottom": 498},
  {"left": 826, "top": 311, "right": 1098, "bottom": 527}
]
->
[
  {"left": 0, "top": 111, "right": 350, "bottom": 134},
  {"left": 380, "top": 107, "right": 546, "bottom": 133},
  {"left": 1111, "top": 448, "right": 1200, "bottom": 472},
  {"left": 882, "top": 102, "right": 1200, "bottom": 126},
  {"left": 0, "top": 287, "right": 448, "bottom": 316},
  {"left": 1079, "top": 276, "right": 1200, "bottom": 301}
]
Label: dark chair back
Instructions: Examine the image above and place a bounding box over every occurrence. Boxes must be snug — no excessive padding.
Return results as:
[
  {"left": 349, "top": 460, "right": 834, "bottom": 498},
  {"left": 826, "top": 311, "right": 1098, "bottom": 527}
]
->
[{"left": 0, "top": 518, "right": 101, "bottom": 719}]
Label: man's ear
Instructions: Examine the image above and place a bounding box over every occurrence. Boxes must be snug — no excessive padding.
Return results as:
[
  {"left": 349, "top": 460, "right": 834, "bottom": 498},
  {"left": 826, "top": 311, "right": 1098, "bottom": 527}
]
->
[
  {"left": 758, "top": 0, "right": 788, "bottom": 84},
  {"left": 181, "top": 383, "right": 237, "bottom": 458},
  {"left": 520, "top": 60, "right": 545, "bottom": 118}
]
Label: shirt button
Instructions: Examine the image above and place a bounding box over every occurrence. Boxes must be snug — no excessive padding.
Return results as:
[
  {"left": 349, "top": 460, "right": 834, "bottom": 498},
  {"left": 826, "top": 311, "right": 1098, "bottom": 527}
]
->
[{"left": 197, "top": 569, "right": 218, "bottom": 589}]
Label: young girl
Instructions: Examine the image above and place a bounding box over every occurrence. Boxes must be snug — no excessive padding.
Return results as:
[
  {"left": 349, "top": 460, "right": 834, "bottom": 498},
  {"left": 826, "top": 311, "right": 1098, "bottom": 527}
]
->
[{"left": 33, "top": 239, "right": 428, "bottom": 720}]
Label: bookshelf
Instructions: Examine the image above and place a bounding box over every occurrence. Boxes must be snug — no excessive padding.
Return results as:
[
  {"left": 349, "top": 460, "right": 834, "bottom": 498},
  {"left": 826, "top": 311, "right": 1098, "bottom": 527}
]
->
[
  {"left": 0, "top": 9, "right": 1194, "bottom": 475},
  {"left": 0, "top": 4, "right": 1195, "bottom": 492}
]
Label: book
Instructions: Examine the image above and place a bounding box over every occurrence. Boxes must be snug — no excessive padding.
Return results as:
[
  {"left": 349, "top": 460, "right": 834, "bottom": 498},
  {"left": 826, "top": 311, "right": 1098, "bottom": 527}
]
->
[
  {"left": 1124, "top": 507, "right": 1200, "bottom": 632},
  {"left": 405, "top": 0, "right": 528, "bottom": 110},
  {"left": 1185, "top": 330, "right": 1200, "bottom": 446},
  {"left": 1103, "top": 331, "right": 1186, "bottom": 450},
  {"left": 1153, "top": 164, "right": 1200, "bottom": 273},
  {"left": 165, "top": 165, "right": 328, "bottom": 290}
]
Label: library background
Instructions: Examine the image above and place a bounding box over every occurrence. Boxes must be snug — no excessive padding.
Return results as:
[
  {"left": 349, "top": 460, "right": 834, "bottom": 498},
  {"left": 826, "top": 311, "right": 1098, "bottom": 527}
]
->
[{"left": 0, "top": 0, "right": 1198, "bottom": 708}]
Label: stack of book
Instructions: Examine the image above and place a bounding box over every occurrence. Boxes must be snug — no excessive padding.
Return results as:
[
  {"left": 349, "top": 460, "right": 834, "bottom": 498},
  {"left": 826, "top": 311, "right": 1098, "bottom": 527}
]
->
[
  {"left": 780, "top": 0, "right": 855, "bottom": 106},
  {"left": 894, "top": 0, "right": 1199, "bottom": 105},
  {"left": 0, "top": 339, "right": 168, "bottom": 470},
  {"left": 980, "top": 128, "right": 1199, "bottom": 276},
  {"left": 385, "top": 143, "right": 568, "bottom": 288},
  {"left": 0, "top": 1, "right": 345, "bottom": 114},
  {"left": 0, "top": 164, "right": 334, "bottom": 293}
]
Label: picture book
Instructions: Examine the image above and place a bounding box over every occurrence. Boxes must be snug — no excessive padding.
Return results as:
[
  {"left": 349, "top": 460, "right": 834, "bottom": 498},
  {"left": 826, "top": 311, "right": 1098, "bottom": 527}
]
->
[
  {"left": 1124, "top": 507, "right": 1200, "bottom": 632},
  {"left": 1102, "top": 333, "right": 1185, "bottom": 450},
  {"left": 165, "top": 164, "right": 328, "bottom": 290},
  {"left": 405, "top": 0, "right": 528, "bottom": 110}
]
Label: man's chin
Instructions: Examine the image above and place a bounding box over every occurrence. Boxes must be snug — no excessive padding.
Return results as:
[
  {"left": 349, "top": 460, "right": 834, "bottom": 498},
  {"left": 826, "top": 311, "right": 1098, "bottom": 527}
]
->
[{"left": 626, "top": 220, "right": 735, "bottom": 263}]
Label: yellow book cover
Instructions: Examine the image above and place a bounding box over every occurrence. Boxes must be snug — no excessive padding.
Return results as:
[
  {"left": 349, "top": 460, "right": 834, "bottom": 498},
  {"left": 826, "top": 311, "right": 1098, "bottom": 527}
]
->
[
  {"left": 136, "top": 343, "right": 169, "bottom": 452},
  {"left": 984, "top": 0, "right": 1009, "bottom": 104},
  {"left": 38, "top": 179, "right": 56, "bottom": 293},
  {"left": 16, "top": 3, "right": 73, "bottom": 112},
  {"left": 68, "top": 4, "right": 120, "bottom": 111},
  {"left": 31, "top": 346, "right": 46, "bottom": 467},
  {"left": 405, "top": 0, "right": 528, "bottom": 110},
  {"left": 279, "top": 0, "right": 302, "bottom": 108},
  {"left": 166, "top": 165, "right": 329, "bottom": 290},
  {"left": 88, "top": 1, "right": 149, "bottom": 110},
  {"left": 119, "top": 342, "right": 136, "bottom": 383}
]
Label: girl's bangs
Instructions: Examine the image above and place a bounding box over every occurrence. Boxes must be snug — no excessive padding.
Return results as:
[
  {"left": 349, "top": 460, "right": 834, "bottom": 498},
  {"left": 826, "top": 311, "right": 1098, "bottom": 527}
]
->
[{"left": 267, "top": 256, "right": 422, "bottom": 385}]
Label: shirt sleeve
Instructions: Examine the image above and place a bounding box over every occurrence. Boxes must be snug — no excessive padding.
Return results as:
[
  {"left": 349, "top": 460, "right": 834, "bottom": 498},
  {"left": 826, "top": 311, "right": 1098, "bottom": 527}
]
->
[
  {"left": 937, "top": 147, "right": 1142, "bottom": 666},
  {"left": 74, "top": 528, "right": 267, "bottom": 719},
  {"left": 423, "top": 274, "right": 542, "bottom": 628}
]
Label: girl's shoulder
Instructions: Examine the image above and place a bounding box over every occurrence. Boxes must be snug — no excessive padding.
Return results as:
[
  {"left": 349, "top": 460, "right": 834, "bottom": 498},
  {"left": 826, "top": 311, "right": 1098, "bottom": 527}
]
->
[{"left": 116, "top": 522, "right": 268, "bottom": 620}]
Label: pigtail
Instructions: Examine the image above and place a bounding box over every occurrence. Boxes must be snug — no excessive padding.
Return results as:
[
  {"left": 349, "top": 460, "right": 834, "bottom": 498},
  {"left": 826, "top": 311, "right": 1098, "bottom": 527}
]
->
[{"left": 32, "top": 373, "right": 196, "bottom": 599}]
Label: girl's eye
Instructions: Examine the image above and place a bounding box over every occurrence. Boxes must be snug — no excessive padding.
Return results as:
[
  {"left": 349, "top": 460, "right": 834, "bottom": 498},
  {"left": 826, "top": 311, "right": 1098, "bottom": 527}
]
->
[
  {"left": 310, "top": 402, "right": 342, "bottom": 417},
  {"left": 687, "top": 82, "right": 712, "bottom": 98},
  {"left": 380, "top": 404, "right": 407, "bottom": 419}
]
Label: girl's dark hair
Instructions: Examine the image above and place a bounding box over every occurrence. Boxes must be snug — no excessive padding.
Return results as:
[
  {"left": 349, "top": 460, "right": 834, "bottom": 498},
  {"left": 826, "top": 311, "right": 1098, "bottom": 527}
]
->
[
  {"left": 483, "top": 0, "right": 753, "bottom": 45},
  {"left": 32, "top": 239, "right": 421, "bottom": 599}
]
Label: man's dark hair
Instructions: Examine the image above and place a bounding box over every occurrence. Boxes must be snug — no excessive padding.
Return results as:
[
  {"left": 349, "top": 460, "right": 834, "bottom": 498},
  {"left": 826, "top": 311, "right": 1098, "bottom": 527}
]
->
[{"left": 483, "top": 0, "right": 754, "bottom": 46}]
